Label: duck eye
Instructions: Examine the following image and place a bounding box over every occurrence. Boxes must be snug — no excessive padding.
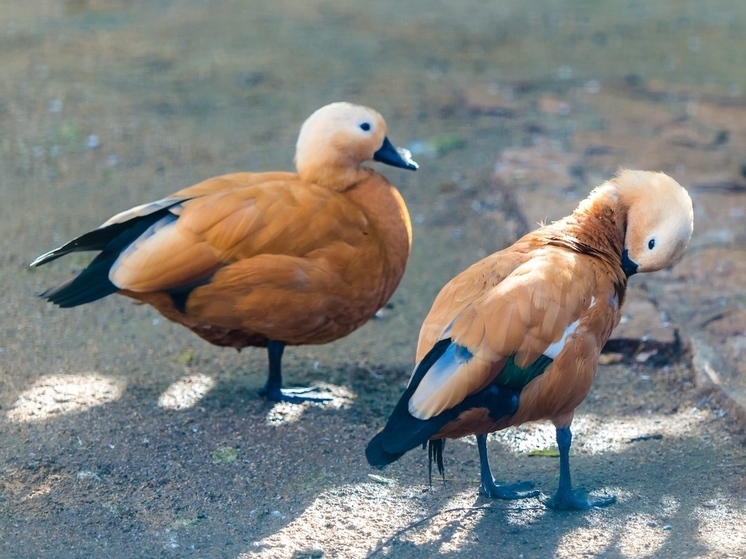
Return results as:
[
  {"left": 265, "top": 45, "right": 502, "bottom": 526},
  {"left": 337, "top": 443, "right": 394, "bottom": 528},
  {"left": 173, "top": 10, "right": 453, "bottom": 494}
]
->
[
  {"left": 359, "top": 122, "right": 371, "bottom": 132},
  {"left": 648, "top": 238, "right": 655, "bottom": 250}
]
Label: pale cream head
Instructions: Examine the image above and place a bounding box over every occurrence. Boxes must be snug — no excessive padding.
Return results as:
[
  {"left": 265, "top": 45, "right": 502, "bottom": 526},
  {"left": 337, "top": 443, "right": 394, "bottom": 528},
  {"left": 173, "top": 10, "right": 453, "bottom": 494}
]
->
[
  {"left": 294, "top": 102, "right": 389, "bottom": 187},
  {"left": 615, "top": 169, "right": 694, "bottom": 273}
]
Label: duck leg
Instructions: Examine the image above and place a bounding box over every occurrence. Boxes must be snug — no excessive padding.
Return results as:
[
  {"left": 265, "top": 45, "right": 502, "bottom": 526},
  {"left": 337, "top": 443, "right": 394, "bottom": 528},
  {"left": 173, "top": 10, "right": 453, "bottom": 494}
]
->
[
  {"left": 258, "top": 340, "right": 331, "bottom": 403},
  {"left": 544, "top": 426, "right": 616, "bottom": 510},
  {"left": 477, "top": 434, "right": 539, "bottom": 499}
]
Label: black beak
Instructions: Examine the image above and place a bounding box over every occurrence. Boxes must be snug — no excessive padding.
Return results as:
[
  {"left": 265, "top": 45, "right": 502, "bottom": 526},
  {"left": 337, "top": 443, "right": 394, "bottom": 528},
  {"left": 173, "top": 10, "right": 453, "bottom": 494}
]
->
[
  {"left": 621, "top": 249, "right": 638, "bottom": 277},
  {"left": 373, "top": 136, "right": 418, "bottom": 171}
]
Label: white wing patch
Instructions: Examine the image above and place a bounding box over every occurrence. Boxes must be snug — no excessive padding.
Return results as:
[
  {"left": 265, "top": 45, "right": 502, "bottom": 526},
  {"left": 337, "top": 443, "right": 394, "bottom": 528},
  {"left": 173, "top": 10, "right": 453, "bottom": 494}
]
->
[
  {"left": 108, "top": 213, "right": 179, "bottom": 288},
  {"left": 543, "top": 297, "right": 593, "bottom": 359},
  {"left": 409, "top": 316, "right": 458, "bottom": 386},
  {"left": 408, "top": 342, "right": 473, "bottom": 420},
  {"left": 544, "top": 317, "right": 581, "bottom": 359}
]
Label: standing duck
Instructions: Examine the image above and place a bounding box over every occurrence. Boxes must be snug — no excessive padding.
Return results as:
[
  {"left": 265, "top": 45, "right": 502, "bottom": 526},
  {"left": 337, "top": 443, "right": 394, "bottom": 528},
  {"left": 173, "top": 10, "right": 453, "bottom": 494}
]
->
[
  {"left": 366, "top": 170, "right": 693, "bottom": 509},
  {"left": 31, "top": 102, "right": 418, "bottom": 403}
]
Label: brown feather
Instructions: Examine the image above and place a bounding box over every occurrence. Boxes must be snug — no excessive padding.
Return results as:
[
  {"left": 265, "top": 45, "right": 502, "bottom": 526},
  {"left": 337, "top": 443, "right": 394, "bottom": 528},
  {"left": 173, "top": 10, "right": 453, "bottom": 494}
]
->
[
  {"left": 117, "top": 169, "right": 411, "bottom": 348},
  {"left": 368, "top": 171, "right": 692, "bottom": 502},
  {"left": 412, "top": 171, "right": 693, "bottom": 445},
  {"left": 37, "top": 103, "right": 416, "bottom": 364}
]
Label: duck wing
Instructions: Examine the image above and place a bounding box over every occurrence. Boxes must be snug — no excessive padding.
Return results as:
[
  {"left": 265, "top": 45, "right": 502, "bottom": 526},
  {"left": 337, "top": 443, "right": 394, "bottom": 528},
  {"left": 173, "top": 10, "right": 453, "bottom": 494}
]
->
[
  {"left": 408, "top": 248, "right": 593, "bottom": 421},
  {"left": 415, "top": 238, "right": 535, "bottom": 362},
  {"left": 34, "top": 173, "right": 368, "bottom": 308}
]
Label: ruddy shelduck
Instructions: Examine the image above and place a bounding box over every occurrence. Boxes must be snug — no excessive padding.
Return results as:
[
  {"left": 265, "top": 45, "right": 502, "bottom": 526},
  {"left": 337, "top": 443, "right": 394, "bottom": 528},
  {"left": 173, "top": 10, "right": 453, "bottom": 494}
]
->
[
  {"left": 32, "top": 102, "right": 418, "bottom": 403},
  {"left": 366, "top": 170, "right": 694, "bottom": 510}
]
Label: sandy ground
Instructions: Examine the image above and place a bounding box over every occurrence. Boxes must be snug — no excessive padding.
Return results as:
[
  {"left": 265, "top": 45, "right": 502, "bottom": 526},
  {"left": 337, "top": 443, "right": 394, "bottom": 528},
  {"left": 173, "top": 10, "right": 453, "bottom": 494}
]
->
[{"left": 1, "top": 2, "right": 745, "bottom": 558}]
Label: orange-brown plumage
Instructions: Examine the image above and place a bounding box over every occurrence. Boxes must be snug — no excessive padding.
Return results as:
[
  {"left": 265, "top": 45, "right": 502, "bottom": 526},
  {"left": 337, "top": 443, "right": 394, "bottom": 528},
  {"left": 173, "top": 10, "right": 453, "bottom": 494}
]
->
[
  {"left": 367, "top": 169, "right": 694, "bottom": 509},
  {"left": 116, "top": 170, "right": 411, "bottom": 347},
  {"left": 32, "top": 102, "right": 418, "bottom": 402}
]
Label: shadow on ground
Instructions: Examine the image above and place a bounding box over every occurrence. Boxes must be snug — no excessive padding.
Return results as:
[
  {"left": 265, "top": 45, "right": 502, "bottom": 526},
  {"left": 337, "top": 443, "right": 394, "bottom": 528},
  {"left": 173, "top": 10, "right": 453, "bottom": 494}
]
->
[{"left": 2, "top": 1, "right": 745, "bottom": 558}]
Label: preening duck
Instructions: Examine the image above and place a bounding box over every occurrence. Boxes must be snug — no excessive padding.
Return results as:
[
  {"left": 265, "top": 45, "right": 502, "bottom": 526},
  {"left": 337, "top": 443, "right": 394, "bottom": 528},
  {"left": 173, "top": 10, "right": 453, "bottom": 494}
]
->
[
  {"left": 32, "top": 102, "right": 418, "bottom": 403},
  {"left": 366, "top": 170, "right": 693, "bottom": 509}
]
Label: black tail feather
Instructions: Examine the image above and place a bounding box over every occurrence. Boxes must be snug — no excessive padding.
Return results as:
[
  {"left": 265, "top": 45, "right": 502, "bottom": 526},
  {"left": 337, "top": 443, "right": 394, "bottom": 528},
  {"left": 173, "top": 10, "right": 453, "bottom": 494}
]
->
[
  {"left": 366, "top": 339, "right": 453, "bottom": 468},
  {"left": 35, "top": 207, "right": 178, "bottom": 308},
  {"left": 40, "top": 252, "right": 122, "bottom": 307},
  {"left": 366, "top": 338, "right": 523, "bottom": 470},
  {"left": 428, "top": 439, "right": 446, "bottom": 485},
  {"left": 365, "top": 433, "right": 409, "bottom": 469}
]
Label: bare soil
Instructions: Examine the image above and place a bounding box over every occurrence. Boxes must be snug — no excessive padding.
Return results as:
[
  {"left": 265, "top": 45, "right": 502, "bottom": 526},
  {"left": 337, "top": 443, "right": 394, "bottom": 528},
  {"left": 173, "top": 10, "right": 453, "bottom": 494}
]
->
[{"left": 1, "top": 2, "right": 745, "bottom": 558}]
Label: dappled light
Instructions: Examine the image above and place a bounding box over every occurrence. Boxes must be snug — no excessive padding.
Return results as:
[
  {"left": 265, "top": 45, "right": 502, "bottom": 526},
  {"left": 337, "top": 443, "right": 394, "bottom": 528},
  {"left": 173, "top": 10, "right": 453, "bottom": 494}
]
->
[
  {"left": 157, "top": 374, "right": 215, "bottom": 410},
  {"left": 491, "top": 407, "right": 713, "bottom": 455},
  {"left": 554, "top": 497, "right": 742, "bottom": 558},
  {"left": 504, "top": 498, "right": 548, "bottom": 526},
  {"left": 555, "top": 526, "right": 614, "bottom": 558},
  {"left": 658, "top": 494, "right": 681, "bottom": 517},
  {"left": 1, "top": 467, "right": 64, "bottom": 504},
  {"left": 241, "top": 483, "right": 421, "bottom": 558},
  {"left": 264, "top": 383, "right": 356, "bottom": 426},
  {"left": 0, "top": 464, "right": 64, "bottom": 507},
  {"left": 2, "top": 1, "right": 746, "bottom": 557},
  {"left": 695, "top": 500, "right": 746, "bottom": 556},
  {"left": 20, "top": 476, "right": 60, "bottom": 502},
  {"left": 6, "top": 373, "right": 125, "bottom": 423},
  {"left": 409, "top": 490, "right": 495, "bottom": 553},
  {"left": 616, "top": 513, "right": 669, "bottom": 558}
]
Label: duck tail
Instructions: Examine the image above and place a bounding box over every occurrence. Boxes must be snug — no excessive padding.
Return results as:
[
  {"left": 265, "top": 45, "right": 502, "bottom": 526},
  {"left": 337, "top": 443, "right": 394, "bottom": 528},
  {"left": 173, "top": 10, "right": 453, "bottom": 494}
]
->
[
  {"left": 427, "top": 439, "right": 446, "bottom": 484},
  {"left": 366, "top": 339, "right": 455, "bottom": 468},
  {"left": 34, "top": 207, "right": 177, "bottom": 308}
]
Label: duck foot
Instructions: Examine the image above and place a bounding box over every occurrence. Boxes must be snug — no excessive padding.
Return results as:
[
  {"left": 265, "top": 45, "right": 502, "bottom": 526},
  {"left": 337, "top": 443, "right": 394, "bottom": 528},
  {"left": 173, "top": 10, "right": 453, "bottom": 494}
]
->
[
  {"left": 481, "top": 478, "right": 540, "bottom": 500},
  {"left": 542, "top": 488, "right": 616, "bottom": 510},
  {"left": 475, "top": 433, "right": 540, "bottom": 500},
  {"left": 261, "top": 340, "right": 332, "bottom": 403},
  {"left": 259, "top": 384, "right": 332, "bottom": 404}
]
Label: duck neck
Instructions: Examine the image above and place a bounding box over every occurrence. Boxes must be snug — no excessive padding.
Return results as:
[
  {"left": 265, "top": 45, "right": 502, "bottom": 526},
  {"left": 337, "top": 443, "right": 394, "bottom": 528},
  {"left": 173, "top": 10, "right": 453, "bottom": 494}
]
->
[
  {"left": 345, "top": 171, "right": 413, "bottom": 302},
  {"left": 543, "top": 186, "right": 628, "bottom": 296},
  {"left": 552, "top": 204, "right": 625, "bottom": 261},
  {"left": 296, "top": 152, "right": 367, "bottom": 192}
]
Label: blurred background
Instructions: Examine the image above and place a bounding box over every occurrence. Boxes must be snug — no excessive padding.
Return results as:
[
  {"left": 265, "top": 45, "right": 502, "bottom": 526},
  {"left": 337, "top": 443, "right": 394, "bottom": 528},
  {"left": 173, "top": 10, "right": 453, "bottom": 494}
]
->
[{"left": 1, "top": 1, "right": 745, "bottom": 558}]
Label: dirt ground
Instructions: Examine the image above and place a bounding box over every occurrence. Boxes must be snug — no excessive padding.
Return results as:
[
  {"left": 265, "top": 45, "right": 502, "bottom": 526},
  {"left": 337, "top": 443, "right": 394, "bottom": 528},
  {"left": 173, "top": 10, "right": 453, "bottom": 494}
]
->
[{"left": 1, "top": 2, "right": 745, "bottom": 558}]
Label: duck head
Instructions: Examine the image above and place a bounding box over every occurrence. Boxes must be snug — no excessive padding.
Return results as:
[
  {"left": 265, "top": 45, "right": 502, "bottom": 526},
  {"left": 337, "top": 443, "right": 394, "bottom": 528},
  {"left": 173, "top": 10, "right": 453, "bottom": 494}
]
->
[
  {"left": 295, "top": 102, "right": 417, "bottom": 189},
  {"left": 615, "top": 170, "right": 694, "bottom": 276}
]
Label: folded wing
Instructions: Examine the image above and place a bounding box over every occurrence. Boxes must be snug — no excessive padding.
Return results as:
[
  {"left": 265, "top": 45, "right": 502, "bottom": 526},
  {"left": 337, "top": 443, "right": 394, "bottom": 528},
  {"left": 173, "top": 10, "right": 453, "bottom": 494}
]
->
[
  {"left": 408, "top": 249, "right": 591, "bottom": 421},
  {"left": 35, "top": 173, "right": 370, "bottom": 308}
]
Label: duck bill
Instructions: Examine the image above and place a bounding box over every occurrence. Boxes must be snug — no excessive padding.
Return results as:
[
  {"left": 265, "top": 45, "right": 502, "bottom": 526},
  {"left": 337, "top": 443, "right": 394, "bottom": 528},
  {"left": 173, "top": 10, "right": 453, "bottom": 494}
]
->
[
  {"left": 621, "top": 249, "right": 638, "bottom": 277},
  {"left": 373, "top": 136, "right": 419, "bottom": 170}
]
